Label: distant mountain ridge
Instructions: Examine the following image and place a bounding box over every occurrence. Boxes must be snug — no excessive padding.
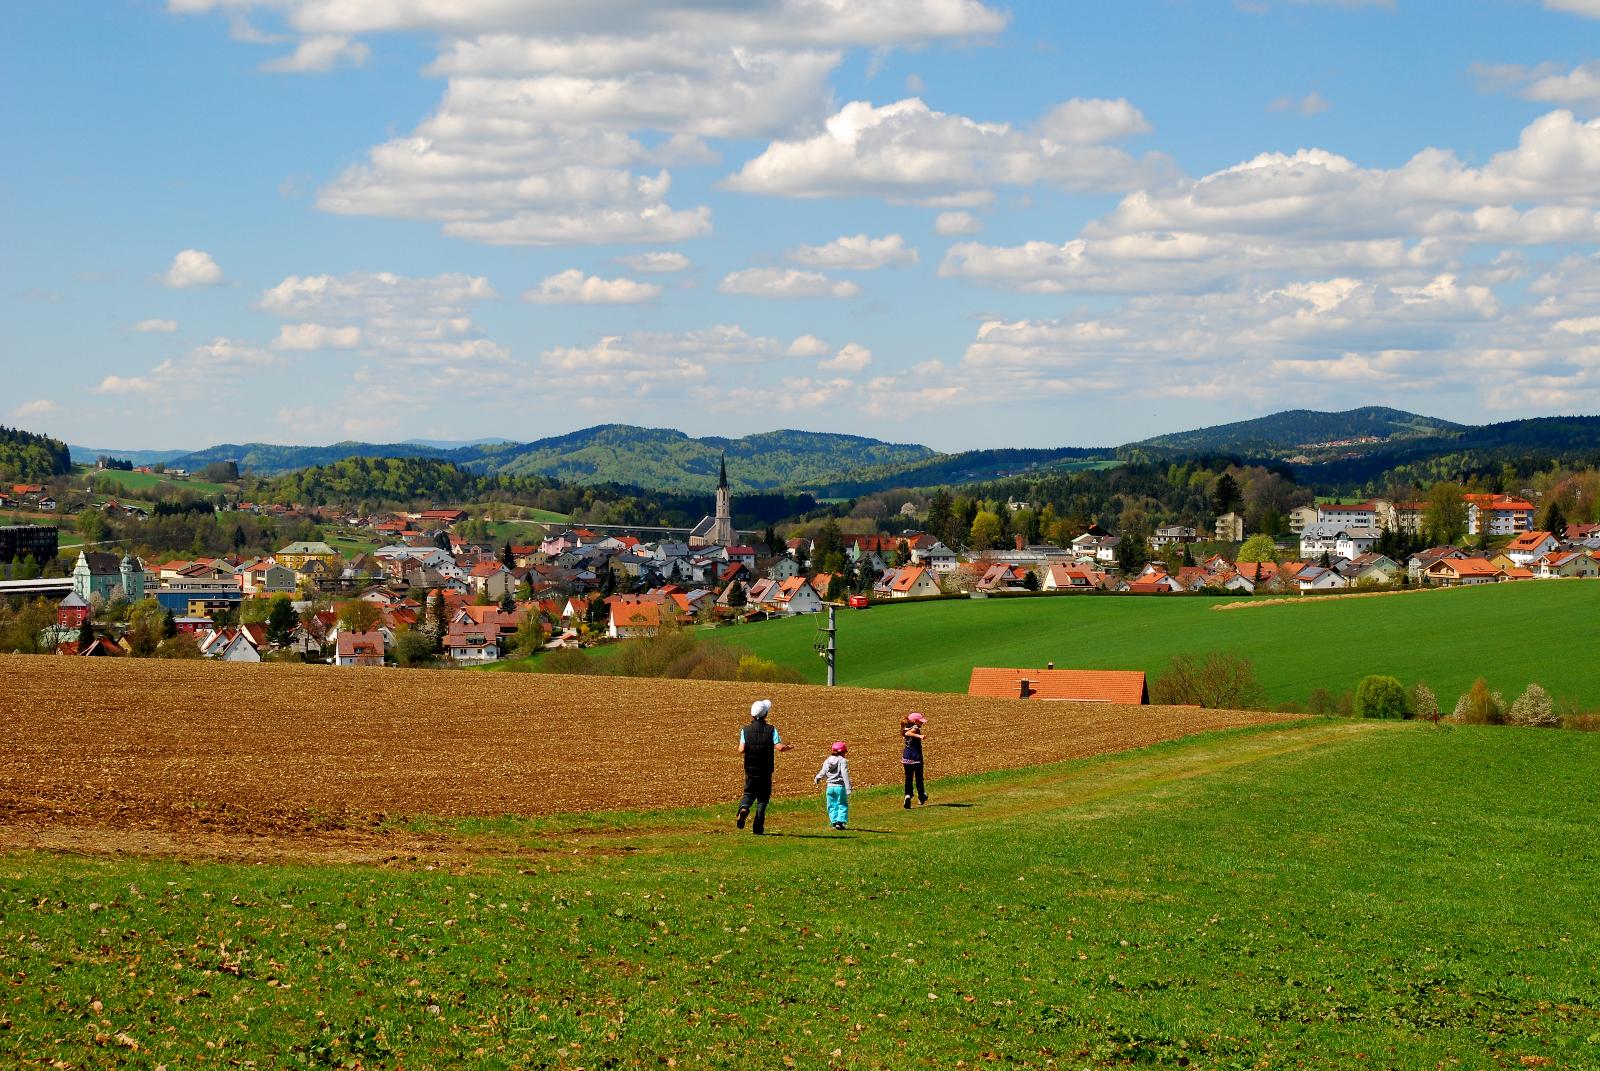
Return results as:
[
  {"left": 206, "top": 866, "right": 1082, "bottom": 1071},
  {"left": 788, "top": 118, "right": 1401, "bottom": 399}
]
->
[{"left": 65, "top": 407, "right": 1600, "bottom": 495}]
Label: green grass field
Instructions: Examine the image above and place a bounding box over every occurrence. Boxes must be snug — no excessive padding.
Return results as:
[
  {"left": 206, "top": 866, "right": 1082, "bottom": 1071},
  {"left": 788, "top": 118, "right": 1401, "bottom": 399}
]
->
[
  {"left": 6, "top": 721, "right": 1598, "bottom": 1068},
  {"left": 710, "top": 581, "right": 1600, "bottom": 710},
  {"left": 90, "top": 467, "right": 233, "bottom": 498}
]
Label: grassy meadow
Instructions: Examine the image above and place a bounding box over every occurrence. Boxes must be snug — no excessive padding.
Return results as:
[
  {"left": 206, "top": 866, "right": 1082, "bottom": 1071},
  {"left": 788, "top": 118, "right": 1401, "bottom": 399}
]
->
[
  {"left": 88, "top": 467, "right": 234, "bottom": 498},
  {"left": 709, "top": 581, "right": 1600, "bottom": 710},
  {"left": 5, "top": 721, "right": 1599, "bottom": 1068}
]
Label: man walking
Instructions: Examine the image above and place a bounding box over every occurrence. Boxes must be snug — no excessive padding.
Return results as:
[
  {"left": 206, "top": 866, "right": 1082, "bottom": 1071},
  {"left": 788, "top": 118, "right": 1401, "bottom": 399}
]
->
[{"left": 737, "top": 699, "right": 792, "bottom": 835}]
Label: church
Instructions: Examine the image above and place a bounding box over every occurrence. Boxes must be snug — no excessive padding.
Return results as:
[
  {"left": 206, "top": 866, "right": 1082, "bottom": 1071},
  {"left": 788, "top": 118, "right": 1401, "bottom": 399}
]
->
[{"left": 688, "top": 454, "right": 737, "bottom": 548}]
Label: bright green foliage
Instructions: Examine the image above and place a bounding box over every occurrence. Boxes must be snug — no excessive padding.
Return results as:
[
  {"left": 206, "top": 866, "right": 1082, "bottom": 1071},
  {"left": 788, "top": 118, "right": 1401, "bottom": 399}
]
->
[{"left": 1354, "top": 674, "right": 1409, "bottom": 719}]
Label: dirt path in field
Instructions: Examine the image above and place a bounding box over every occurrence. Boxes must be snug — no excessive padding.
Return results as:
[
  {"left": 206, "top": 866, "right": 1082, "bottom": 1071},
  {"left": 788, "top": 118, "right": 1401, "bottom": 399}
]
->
[{"left": 0, "top": 656, "right": 1304, "bottom": 863}]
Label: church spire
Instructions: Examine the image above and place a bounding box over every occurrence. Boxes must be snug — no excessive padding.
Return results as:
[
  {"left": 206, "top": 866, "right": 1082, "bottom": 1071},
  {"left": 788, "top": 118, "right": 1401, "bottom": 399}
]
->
[{"left": 718, "top": 452, "right": 728, "bottom": 489}]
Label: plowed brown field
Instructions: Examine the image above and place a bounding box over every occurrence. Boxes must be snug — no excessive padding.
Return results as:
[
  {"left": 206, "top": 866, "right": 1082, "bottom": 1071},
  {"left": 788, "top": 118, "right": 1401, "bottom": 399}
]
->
[{"left": 0, "top": 656, "right": 1290, "bottom": 842}]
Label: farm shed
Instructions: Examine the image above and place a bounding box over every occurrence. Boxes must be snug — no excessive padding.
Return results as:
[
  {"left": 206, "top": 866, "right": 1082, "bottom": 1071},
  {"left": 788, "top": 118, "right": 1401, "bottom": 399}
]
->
[{"left": 968, "top": 667, "right": 1148, "bottom": 705}]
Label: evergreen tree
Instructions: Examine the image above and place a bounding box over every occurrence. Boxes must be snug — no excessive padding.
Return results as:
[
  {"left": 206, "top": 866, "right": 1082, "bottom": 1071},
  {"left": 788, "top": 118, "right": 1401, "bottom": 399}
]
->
[
  {"left": 1213, "top": 472, "right": 1242, "bottom": 516},
  {"left": 266, "top": 596, "right": 298, "bottom": 647},
  {"left": 727, "top": 580, "right": 747, "bottom": 608},
  {"left": 76, "top": 616, "right": 95, "bottom": 651},
  {"left": 162, "top": 608, "right": 178, "bottom": 639},
  {"left": 926, "top": 490, "right": 953, "bottom": 540},
  {"left": 1117, "top": 520, "right": 1151, "bottom": 575},
  {"left": 1541, "top": 500, "right": 1568, "bottom": 538},
  {"left": 763, "top": 526, "right": 779, "bottom": 555},
  {"left": 499, "top": 591, "right": 516, "bottom": 613},
  {"left": 429, "top": 592, "right": 448, "bottom": 652},
  {"left": 501, "top": 542, "right": 515, "bottom": 569}
]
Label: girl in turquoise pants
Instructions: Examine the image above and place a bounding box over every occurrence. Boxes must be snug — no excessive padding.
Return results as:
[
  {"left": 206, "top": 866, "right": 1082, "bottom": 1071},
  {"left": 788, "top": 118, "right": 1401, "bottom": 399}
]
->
[{"left": 814, "top": 742, "right": 852, "bottom": 830}]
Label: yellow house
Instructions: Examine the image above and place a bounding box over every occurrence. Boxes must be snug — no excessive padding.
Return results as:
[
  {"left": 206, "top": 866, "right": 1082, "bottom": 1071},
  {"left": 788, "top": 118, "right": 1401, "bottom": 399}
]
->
[{"left": 275, "top": 540, "right": 340, "bottom": 571}]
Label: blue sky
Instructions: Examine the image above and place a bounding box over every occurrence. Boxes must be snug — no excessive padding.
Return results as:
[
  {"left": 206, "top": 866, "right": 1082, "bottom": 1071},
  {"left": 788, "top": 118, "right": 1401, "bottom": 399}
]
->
[{"left": 5, "top": 0, "right": 1600, "bottom": 451}]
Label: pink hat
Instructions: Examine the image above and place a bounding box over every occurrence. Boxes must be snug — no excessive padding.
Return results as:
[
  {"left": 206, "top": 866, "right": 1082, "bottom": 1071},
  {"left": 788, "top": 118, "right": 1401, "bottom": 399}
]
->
[
  {"left": 907, "top": 712, "right": 925, "bottom": 724},
  {"left": 831, "top": 741, "right": 848, "bottom": 754}
]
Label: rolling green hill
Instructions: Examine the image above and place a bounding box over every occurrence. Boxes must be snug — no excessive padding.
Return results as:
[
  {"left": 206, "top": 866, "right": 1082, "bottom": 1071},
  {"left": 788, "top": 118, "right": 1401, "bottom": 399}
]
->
[{"left": 709, "top": 582, "right": 1600, "bottom": 710}]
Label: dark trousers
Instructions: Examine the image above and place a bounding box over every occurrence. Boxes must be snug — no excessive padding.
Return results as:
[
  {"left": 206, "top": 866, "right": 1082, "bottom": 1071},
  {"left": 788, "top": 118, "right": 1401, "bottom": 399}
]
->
[
  {"left": 903, "top": 762, "right": 925, "bottom": 801},
  {"left": 739, "top": 772, "right": 773, "bottom": 826}
]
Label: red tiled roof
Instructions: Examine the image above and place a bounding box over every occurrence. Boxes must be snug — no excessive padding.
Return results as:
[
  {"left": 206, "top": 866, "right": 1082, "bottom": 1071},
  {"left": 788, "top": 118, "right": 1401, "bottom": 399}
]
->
[
  {"left": 1505, "top": 531, "right": 1554, "bottom": 551},
  {"left": 968, "top": 667, "right": 1148, "bottom": 705}
]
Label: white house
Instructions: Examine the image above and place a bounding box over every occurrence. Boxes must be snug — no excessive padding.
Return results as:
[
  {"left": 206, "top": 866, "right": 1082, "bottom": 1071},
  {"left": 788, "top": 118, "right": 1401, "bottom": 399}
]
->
[
  {"left": 1333, "top": 529, "right": 1380, "bottom": 560},
  {"left": 1534, "top": 551, "right": 1599, "bottom": 579},
  {"left": 1295, "top": 566, "right": 1349, "bottom": 593},
  {"left": 770, "top": 575, "right": 824, "bottom": 615},
  {"left": 876, "top": 565, "right": 942, "bottom": 599},
  {"left": 1503, "top": 530, "right": 1559, "bottom": 566}
]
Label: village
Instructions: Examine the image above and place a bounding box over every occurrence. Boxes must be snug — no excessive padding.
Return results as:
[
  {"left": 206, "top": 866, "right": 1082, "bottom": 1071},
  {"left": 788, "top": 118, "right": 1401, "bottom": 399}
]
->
[{"left": 3, "top": 460, "right": 1597, "bottom": 667}]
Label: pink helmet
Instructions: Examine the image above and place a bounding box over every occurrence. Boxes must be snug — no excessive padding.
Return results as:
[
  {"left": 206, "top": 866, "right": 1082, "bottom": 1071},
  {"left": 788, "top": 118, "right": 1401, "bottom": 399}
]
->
[
  {"left": 831, "top": 741, "right": 848, "bottom": 754},
  {"left": 907, "top": 712, "right": 926, "bottom": 724}
]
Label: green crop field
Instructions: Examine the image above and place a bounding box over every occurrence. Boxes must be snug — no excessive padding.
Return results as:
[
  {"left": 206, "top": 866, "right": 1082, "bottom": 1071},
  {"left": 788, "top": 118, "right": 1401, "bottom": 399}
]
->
[
  {"left": 6, "top": 721, "right": 1598, "bottom": 1068},
  {"left": 711, "top": 582, "right": 1600, "bottom": 710}
]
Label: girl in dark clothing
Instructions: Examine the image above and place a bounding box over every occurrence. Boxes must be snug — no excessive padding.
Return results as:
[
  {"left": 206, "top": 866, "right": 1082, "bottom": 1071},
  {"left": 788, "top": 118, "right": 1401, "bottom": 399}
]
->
[{"left": 901, "top": 711, "right": 927, "bottom": 808}]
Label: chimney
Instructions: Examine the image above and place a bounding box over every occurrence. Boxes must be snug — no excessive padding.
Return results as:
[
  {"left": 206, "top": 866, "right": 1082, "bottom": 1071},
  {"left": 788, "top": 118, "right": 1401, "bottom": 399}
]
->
[
  {"left": 1046, "top": 661, "right": 1055, "bottom": 670},
  {"left": 1018, "top": 678, "right": 1034, "bottom": 699},
  {"left": 1015, "top": 533, "right": 1025, "bottom": 551}
]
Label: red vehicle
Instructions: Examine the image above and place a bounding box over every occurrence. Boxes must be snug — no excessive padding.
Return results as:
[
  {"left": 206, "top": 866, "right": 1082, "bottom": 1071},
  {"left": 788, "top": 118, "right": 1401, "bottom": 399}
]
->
[{"left": 847, "top": 595, "right": 870, "bottom": 609}]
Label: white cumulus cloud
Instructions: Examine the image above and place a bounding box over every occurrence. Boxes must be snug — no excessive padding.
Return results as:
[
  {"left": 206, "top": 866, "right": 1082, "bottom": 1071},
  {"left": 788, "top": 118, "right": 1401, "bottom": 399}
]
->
[
  {"left": 719, "top": 268, "right": 860, "bottom": 298},
  {"left": 934, "top": 210, "right": 982, "bottom": 235},
  {"left": 522, "top": 269, "right": 662, "bottom": 304},
  {"left": 132, "top": 318, "right": 179, "bottom": 333},
  {"left": 724, "top": 97, "right": 1168, "bottom": 202},
  {"left": 271, "top": 323, "right": 364, "bottom": 350},
  {"left": 161, "top": 249, "right": 224, "bottom": 288},
  {"left": 819, "top": 342, "right": 873, "bottom": 371},
  {"left": 787, "top": 233, "right": 918, "bottom": 269},
  {"left": 617, "top": 251, "right": 692, "bottom": 273},
  {"left": 261, "top": 34, "right": 369, "bottom": 72},
  {"left": 259, "top": 271, "right": 506, "bottom": 364},
  {"left": 787, "top": 334, "right": 833, "bottom": 357}
]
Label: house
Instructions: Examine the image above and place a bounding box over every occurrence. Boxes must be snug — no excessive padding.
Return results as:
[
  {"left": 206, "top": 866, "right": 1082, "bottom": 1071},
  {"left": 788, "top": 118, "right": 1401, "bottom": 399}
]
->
[
  {"left": 335, "top": 630, "right": 386, "bottom": 667},
  {"left": 275, "top": 541, "right": 340, "bottom": 571},
  {"left": 1071, "top": 533, "right": 1120, "bottom": 563},
  {"left": 975, "top": 562, "right": 1029, "bottom": 593},
  {"left": 770, "top": 575, "right": 824, "bottom": 615},
  {"left": 608, "top": 599, "right": 662, "bottom": 639},
  {"left": 1343, "top": 553, "right": 1401, "bottom": 585},
  {"left": 1424, "top": 557, "right": 1504, "bottom": 586},
  {"left": 242, "top": 561, "right": 297, "bottom": 595},
  {"left": 1333, "top": 530, "right": 1380, "bottom": 560},
  {"left": 1214, "top": 512, "right": 1245, "bottom": 543},
  {"left": 768, "top": 556, "right": 801, "bottom": 581},
  {"left": 908, "top": 539, "right": 958, "bottom": 572},
  {"left": 1294, "top": 566, "right": 1349, "bottom": 593},
  {"left": 1408, "top": 546, "right": 1466, "bottom": 581},
  {"left": 1151, "top": 525, "right": 1198, "bottom": 548},
  {"left": 1125, "top": 574, "right": 1183, "bottom": 594},
  {"left": 418, "top": 508, "right": 467, "bottom": 527},
  {"left": 443, "top": 628, "right": 501, "bottom": 663},
  {"left": 1503, "top": 530, "right": 1559, "bottom": 566},
  {"left": 876, "top": 565, "right": 942, "bottom": 599},
  {"left": 1535, "top": 551, "right": 1600, "bottom": 579},
  {"left": 1465, "top": 494, "right": 1535, "bottom": 536},
  {"left": 1299, "top": 523, "right": 1377, "bottom": 560},
  {"left": 785, "top": 537, "right": 812, "bottom": 562},
  {"left": 207, "top": 629, "right": 262, "bottom": 663},
  {"left": 467, "top": 560, "right": 516, "bottom": 601},
  {"left": 1042, "top": 564, "right": 1108, "bottom": 592},
  {"left": 968, "top": 667, "right": 1148, "bottom": 705}
]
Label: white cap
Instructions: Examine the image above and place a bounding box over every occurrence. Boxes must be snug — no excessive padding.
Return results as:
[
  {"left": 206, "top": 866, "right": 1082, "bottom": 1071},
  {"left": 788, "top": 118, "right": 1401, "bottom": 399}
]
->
[{"left": 749, "top": 699, "right": 771, "bottom": 719}]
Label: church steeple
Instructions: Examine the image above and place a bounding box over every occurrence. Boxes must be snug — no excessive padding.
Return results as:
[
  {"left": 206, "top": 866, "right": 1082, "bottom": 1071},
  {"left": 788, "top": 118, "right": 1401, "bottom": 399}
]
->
[
  {"left": 712, "top": 453, "right": 734, "bottom": 546},
  {"left": 718, "top": 452, "right": 728, "bottom": 490}
]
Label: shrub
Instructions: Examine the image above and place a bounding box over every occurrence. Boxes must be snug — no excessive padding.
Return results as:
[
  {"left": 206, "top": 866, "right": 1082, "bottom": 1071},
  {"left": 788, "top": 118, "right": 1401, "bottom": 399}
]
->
[
  {"left": 541, "top": 648, "right": 593, "bottom": 675},
  {"left": 1353, "top": 675, "right": 1408, "bottom": 720},
  {"left": 1151, "top": 651, "right": 1268, "bottom": 710},
  {"left": 1451, "top": 678, "right": 1505, "bottom": 725},
  {"left": 735, "top": 654, "right": 806, "bottom": 684},
  {"left": 1410, "top": 682, "right": 1438, "bottom": 723},
  {"left": 1507, "top": 683, "right": 1559, "bottom": 727}
]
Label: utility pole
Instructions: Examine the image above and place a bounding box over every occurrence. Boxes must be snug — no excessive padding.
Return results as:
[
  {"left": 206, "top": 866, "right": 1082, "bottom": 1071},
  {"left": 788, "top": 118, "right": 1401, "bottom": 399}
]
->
[{"left": 821, "top": 603, "right": 837, "bottom": 686}]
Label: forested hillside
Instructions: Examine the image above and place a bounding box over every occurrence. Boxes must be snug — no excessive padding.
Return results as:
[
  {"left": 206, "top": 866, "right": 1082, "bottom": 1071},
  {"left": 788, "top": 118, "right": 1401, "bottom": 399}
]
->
[
  {"left": 0, "top": 426, "right": 73, "bottom": 482},
  {"left": 1125, "top": 407, "right": 1462, "bottom": 456},
  {"left": 482, "top": 425, "right": 935, "bottom": 491}
]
